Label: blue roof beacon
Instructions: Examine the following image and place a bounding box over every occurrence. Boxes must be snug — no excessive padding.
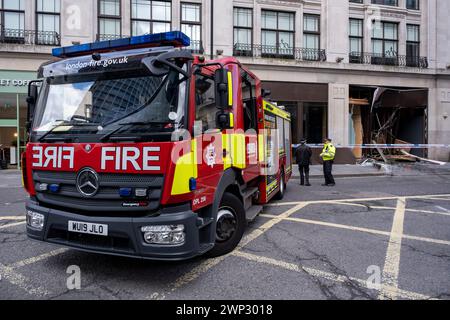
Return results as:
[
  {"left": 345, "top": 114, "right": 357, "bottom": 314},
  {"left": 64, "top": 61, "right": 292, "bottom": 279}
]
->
[{"left": 52, "top": 31, "right": 190, "bottom": 58}]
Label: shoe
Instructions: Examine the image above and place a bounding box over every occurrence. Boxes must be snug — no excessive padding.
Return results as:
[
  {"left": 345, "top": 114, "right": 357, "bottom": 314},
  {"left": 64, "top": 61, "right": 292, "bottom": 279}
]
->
[
  {"left": 305, "top": 184, "right": 311, "bottom": 187},
  {"left": 300, "top": 183, "right": 304, "bottom": 186},
  {"left": 327, "top": 184, "right": 336, "bottom": 187}
]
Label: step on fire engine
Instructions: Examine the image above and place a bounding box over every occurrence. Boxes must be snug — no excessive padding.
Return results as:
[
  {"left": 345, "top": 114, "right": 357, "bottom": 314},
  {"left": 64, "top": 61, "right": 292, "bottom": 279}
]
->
[{"left": 22, "top": 31, "right": 292, "bottom": 260}]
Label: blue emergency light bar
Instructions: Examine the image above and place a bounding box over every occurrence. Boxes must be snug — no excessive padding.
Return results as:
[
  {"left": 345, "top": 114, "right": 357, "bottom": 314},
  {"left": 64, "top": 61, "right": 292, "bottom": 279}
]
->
[{"left": 52, "top": 31, "right": 190, "bottom": 58}]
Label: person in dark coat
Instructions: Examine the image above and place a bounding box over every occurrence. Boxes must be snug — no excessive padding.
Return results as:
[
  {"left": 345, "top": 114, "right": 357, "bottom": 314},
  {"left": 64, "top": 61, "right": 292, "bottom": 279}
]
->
[{"left": 295, "top": 139, "right": 312, "bottom": 186}]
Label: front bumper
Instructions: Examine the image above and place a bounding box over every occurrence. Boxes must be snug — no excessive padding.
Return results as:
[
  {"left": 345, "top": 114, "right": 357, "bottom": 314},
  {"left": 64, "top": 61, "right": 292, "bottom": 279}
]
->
[{"left": 26, "top": 200, "right": 213, "bottom": 261}]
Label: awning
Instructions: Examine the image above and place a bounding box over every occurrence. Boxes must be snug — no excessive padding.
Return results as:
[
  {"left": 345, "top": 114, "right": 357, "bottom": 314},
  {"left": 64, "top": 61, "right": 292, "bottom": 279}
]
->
[{"left": 371, "top": 87, "right": 428, "bottom": 110}]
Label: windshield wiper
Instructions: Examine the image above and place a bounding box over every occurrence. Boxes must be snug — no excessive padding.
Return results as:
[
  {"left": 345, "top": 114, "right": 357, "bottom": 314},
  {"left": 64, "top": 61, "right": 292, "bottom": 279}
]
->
[
  {"left": 100, "top": 121, "right": 169, "bottom": 142},
  {"left": 38, "top": 121, "right": 101, "bottom": 142}
]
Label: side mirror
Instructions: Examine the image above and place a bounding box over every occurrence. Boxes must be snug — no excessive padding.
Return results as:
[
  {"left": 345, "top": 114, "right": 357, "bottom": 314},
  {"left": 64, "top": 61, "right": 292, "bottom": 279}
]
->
[
  {"left": 215, "top": 68, "right": 232, "bottom": 109},
  {"left": 26, "top": 80, "right": 42, "bottom": 131},
  {"left": 216, "top": 111, "right": 234, "bottom": 130}
]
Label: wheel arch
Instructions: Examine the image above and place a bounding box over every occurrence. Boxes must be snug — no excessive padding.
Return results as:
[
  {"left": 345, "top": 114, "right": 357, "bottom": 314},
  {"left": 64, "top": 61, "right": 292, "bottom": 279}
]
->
[{"left": 203, "top": 168, "right": 243, "bottom": 245}]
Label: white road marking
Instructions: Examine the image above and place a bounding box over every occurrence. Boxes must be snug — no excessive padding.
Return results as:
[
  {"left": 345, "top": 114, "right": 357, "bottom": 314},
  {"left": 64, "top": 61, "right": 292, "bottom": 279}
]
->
[
  {"left": 0, "top": 249, "right": 68, "bottom": 298},
  {"left": 435, "top": 206, "right": 450, "bottom": 213},
  {"left": 259, "top": 214, "right": 450, "bottom": 246},
  {"left": 402, "top": 234, "right": 450, "bottom": 246},
  {"left": 260, "top": 213, "right": 391, "bottom": 236},
  {"left": 0, "top": 216, "right": 25, "bottom": 221},
  {"left": 169, "top": 255, "right": 229, "bottom": 293},
  {"left": 10, "top": 248, "right": 69, "bottom": 269},
  {"left": 165, "top": 203, "right": 309, "bottom": 297},
  {"left": 267, "top": 194, "right": 450, "bottom": 207},
  {"left": 0, "top": 263, "right": 50, "bottom": 297},
  {"left": 233, "top": 251, "right": 434, "bottom": 300},
  {"left": 379, "top": 198, "right": 406, "bottom": 300},
  {"left": 336, "top": 202, "right": 450, "bottom": 217},
  {"left": 0, "top": 221, "right": 25, "bottom": 230},
  {"left": 425, "top": 197, "right": 450, "bottom": 202},
  {"left": 393, "top": 207, "right": 450, "bottom": 217}
]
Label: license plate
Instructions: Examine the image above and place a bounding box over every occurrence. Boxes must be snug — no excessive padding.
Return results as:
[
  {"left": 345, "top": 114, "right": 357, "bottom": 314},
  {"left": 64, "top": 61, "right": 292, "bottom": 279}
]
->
[{"left": 68, "top": 221, "right": 108, "bottom": 236}]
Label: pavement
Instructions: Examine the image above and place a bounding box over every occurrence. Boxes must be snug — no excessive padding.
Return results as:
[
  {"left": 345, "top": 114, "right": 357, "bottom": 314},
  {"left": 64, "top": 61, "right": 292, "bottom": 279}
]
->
[
  {"left": 0, "top": 170, "right": 450, "bottom": 300},
  {"left": 292, "top": 164, "right": 384, "bottom": 178}
]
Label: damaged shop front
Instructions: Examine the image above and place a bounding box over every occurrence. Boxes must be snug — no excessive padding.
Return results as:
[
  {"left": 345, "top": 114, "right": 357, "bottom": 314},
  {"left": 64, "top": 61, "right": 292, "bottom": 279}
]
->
[{"left": 350, "top": 86, "right": 428, "bottom": 162}]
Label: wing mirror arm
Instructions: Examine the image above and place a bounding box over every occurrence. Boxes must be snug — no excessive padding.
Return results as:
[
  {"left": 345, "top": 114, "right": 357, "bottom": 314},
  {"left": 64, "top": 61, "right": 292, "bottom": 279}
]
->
[
  {"left": 26, "top": 80, "right": 42, "bottom": 132},
  {"left": 141, "top": 50, "right": 194, "bottom": 78}
]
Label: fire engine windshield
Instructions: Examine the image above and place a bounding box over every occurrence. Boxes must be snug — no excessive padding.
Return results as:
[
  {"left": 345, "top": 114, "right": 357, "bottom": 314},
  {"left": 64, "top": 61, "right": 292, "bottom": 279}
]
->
[{"left": 32, "top": 66, "right": 187, "bottom": 140}]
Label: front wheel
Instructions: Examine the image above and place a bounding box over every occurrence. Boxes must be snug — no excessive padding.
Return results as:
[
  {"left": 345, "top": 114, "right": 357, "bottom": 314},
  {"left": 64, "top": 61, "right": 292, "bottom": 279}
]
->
[{"left": 206, "top": 192, "right": 246, "bottom": 258}]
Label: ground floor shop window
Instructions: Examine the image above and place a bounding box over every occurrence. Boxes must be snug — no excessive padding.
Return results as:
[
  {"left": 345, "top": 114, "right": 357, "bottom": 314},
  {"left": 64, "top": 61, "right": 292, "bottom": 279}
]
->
[
  {"left": 349, "top": 85, "right": 428, "bottom": 159},
  {"left": 0, "top": 93, "right": 27, "bottom": 167},
  {"left": 281, "top": 101, "right": 328, "bottom": 144}
]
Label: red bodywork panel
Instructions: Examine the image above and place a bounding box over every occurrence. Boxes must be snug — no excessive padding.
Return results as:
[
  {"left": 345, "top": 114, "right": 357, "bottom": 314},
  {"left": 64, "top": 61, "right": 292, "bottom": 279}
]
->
[{"left": 25, "top": 142, "right": 188, "bottom": 205}]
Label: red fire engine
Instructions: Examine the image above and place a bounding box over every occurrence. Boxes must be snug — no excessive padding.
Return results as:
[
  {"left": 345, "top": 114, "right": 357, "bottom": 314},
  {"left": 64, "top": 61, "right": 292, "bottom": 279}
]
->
[{"left": 22, "top": 32, "right": 292, "bottom": 260}]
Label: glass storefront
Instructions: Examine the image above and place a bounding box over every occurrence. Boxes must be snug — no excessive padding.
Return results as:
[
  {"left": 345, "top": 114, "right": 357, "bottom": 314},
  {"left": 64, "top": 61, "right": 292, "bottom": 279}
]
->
[
  {"left": 261, "top": 82, "right": 329, "bottom": 145},
  {"left": 0, "top": 70, "right": 37, "bottom": 168},
  {"left": 281, "top": 101, "right": 328, "bottom": 144}
]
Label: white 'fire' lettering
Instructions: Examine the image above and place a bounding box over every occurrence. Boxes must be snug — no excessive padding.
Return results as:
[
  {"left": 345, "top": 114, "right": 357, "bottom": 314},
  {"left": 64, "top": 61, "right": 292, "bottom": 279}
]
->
[
  {"left": 101, "top": 147, "right": 161, "bottom": 171},
  {"left": 32, "top": 146, "right": 74, "bottom": 169}
]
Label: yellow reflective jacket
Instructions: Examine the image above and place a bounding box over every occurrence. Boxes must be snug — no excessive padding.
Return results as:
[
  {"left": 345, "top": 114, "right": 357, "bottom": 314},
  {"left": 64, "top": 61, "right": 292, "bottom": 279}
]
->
[{"left": 321, "top": 143, "right": 336, "bottom": 161}]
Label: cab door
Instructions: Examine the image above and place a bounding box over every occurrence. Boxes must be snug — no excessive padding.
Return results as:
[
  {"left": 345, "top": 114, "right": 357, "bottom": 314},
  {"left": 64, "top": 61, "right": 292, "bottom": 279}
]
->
[
  {"left": 191, "top": 71, "right": 223, "bottom": 210},
  {"left": 241, "top": 71, "right": 259, "bottom": 182}
]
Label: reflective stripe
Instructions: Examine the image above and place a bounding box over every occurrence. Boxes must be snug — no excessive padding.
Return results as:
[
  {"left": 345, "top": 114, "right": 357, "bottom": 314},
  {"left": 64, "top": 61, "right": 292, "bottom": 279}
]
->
[
  {"left": 223, "top": 133, "right": 246, "bottom": 170},
  {"left": 229, "top": 112, "right": 234, "bottom": 128},
  {"left": 263, "top": 100, "right": 291, "bottom": 121},
  {"left": 258, "top": 134, "right": 265, "bottom": 163},
  {"left": 228, "top": 71, "right": 233, "bottom": 107},
  {"left": 171, "top": 140, "right": 198, "bottom": 196}
]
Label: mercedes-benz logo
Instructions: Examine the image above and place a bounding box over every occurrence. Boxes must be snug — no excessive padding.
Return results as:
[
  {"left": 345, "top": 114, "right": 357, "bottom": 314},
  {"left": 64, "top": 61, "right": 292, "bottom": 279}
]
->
[{"left": 76, "top": 168, "right": 99, "bottom": 197}]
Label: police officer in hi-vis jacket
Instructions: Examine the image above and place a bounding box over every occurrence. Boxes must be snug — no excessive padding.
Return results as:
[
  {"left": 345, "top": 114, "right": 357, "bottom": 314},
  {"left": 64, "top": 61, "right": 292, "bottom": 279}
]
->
[{"left": 320, "top": 138, "right": 336, "bottom": 187}]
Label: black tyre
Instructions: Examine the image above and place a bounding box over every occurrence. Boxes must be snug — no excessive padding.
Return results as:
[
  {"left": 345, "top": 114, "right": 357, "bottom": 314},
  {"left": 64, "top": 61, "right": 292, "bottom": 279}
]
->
[
  {"left": 206, "top": 192, "right": 246, "bottom": 258},
  {"left": 274, "top": 170, "right": 286, "bottom": 200}
]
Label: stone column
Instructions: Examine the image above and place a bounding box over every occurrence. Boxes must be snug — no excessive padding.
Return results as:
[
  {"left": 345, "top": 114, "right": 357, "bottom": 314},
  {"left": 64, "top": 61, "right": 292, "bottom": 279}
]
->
[
  {"left": 121, "top": 0, "right": 131, "bottom": 37},
  {"left": 428, "top": 84, "right": 450, "bottom": 161},
  {"left": 60, "top": 0, "right": 96, "bottom": 46},
  {"left": 323, "top": 0, "right": 349, "bottom": 63},
  {"left": 398, "top": 19, "right": 407, "bottom": 57},
  {"left": 172, "top": 0, "right": 181, "bottom": 31},
  {"left": 212, "top": 0, "right": 233, "bottom": 57},
  {"left": 328, "top": 83, "right": 350, "bottom": 146},
  {"left": 25, "top": 0, "right": 34, "bottom": 31}
]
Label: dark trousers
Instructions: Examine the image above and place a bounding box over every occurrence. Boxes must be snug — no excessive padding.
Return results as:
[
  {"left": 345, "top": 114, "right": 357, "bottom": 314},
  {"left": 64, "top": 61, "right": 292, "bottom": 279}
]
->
[
  {"left": 298, "top": 164, "right": 310, "bottom": 185},
  {"left": 323, "top": 161, "right": 335, "bottom": 185}
]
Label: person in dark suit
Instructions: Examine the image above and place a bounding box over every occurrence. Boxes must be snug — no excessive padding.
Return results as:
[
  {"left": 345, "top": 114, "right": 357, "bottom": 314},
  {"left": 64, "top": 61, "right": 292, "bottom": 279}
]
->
[{"left": 295, "top": 139, "right": 312, "bottom": 186}]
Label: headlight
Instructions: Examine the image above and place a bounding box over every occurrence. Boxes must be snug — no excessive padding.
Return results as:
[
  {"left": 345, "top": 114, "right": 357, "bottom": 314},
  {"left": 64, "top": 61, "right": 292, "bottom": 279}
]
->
[
  {"left": 141, "top": 225, "right": 185, "bottom": 245},
  {"left": 26, "top": 211, "right": 45, "bottom": 230}
]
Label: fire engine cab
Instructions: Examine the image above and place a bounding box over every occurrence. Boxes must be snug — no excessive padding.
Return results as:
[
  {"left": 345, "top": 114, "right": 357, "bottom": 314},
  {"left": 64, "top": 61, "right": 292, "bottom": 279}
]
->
[{"left": 22, "top": 32, "right": 292, "bottom": 260}]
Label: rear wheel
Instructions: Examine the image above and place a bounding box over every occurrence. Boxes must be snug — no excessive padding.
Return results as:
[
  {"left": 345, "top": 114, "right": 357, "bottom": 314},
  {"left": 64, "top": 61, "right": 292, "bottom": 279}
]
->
[
  {"left": 274, "top": 170, "right": 286, "bottom": 200},
  {"left": 206, "top": 192, "right": 246, "bottom": 258}
]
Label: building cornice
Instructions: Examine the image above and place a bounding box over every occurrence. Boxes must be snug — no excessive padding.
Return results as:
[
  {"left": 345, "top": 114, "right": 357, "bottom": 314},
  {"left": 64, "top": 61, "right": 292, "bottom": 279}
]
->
[
  {"left": 237, "top": 57, "right": 442, "bottom": 79},
  {"left": 256, "top": 0, "right": 303, "bottom": 8}
]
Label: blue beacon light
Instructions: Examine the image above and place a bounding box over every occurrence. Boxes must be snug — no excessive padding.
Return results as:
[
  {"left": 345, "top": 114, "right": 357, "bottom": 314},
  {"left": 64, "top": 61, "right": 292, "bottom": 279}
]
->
[{"left": 52, "top": 31, "right": 191, "bottom": 58}]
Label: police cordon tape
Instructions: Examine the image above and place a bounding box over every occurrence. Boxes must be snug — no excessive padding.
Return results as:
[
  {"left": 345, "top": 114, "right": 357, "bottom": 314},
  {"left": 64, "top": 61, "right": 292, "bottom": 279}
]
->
[{"left": 292, "top": 144, "right": 450, "bottom": 149}]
